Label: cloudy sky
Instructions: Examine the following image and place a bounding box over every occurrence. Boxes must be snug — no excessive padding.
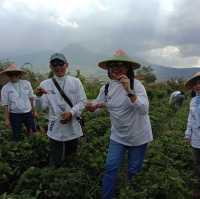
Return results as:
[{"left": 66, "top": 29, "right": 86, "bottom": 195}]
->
[{"left": 0, "top": 0, "right": 200, "bottom": 67}]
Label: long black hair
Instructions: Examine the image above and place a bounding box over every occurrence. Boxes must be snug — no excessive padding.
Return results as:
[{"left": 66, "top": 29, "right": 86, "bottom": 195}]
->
[{"left": 127, "top": 66, "right": 134, "bottom": 90}]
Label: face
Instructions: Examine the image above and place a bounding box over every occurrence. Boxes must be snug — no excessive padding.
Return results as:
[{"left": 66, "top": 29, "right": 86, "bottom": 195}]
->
[
  {"left": 50, "top": 59, "right": 68, "bottom": 77},
  {"left": 7, "top": 72, "right": 21, "bottom": 82},
  {"left": 108, "top": 62, "right": 129, "bottom": 80},
  {"left": 193, "top": 79, "right": 200, "bottom": 93}
]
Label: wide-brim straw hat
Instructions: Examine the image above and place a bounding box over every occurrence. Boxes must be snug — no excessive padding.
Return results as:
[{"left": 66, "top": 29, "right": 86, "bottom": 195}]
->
[
  {"left": 98, "top": 49, "right": 141, "bottom": 70},
  {"left": 0, "top": 64, "right": 26, "bottom": 85},
  {"left": 185, "top": 72, "right": 200, "bottom": 89}
]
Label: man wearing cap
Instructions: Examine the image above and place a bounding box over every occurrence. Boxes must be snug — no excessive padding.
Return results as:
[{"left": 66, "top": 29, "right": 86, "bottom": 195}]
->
[
  {"left": 0, "top": 64, "right": 36, "bottom": 142},
  {"left": 86, "top": 49, "right": 153, "bottom": 199},
  {"left": 185, "top": 72, "right": 200, "bottom": 198},
  {"left": 35, "top": 53, "right": 86, "bottom": 167}
]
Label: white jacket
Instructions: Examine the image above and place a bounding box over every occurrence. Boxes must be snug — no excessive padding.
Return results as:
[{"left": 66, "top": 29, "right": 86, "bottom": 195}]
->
[
  {"left": 185, "top": 97, "right": 200, "bottom": 148},
  {"left": 36, "top": 75, "right": 86, "bottom": 141}
]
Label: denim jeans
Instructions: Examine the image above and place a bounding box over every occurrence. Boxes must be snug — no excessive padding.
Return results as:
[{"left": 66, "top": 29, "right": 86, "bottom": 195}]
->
[
  {"left": 102, "top": 139, "right": 147, "bottom": 199},
  {"left": 9, "top": 111, "right": 36, "bottom": 141}
]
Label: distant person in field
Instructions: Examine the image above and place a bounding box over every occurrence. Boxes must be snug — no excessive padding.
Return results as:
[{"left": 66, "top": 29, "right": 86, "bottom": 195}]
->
[
  {"left": 185, "top": 72, "right": 200, "bottom": 198},
  {"left": 85, "top": 49, "right": 153, "bottom": 199},
  {"left": 0, "top": 64, "right": 36, "bottom": 142},
  {"left": 35, "top": 53, "right": 86, "bottom": 168},
  {"left": 169, "top": 90, "right": 185, "bottom": 112}
]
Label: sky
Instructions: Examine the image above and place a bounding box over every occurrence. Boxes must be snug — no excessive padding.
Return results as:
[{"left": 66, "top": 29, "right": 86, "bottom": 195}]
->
[{"left": 0, "top": 0, "right": 200, "bottom": 67}]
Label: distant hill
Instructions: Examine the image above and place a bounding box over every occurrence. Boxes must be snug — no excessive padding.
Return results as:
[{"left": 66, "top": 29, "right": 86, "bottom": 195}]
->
[
  {"left": 1, "top": 43, "right": 200, "bottom": 80},
  {"left": 150, "top": 65, "right": 200, "bottom": 81}
]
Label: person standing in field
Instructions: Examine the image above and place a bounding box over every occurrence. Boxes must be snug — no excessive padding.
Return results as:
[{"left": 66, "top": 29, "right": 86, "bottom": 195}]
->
[
  {"left": 185, "top": 72, "right": 200, "bottom": 199},
  {"left": 86, "top": 49, "right": 153, "bottom": 199},
  {"left": 35, "top": 53, "right": 86, "bottom": 167},
  {"left": 169, "top": 90, "right": 185, "bottom": 112},
  {"left": 0, "top": 64, "right": 36, "bottom": 142}
]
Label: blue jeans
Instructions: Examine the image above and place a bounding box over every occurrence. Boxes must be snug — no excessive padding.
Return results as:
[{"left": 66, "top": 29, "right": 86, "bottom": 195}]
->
[
  {"left": 102, "top": 139, "right": 147, "bottom": 199},
  {"left": 9, "top": 111, "right": 36, "bottom": 141}
]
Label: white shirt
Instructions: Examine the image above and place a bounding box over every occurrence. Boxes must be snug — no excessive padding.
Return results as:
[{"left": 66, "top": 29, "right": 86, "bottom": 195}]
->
[
  {"left": 1, "top": 80, "right": 34, "bottom": 113},
  {"left": 185, "top": 97, "right": 200, "bottom": 148},
  {"left": 96, "top": 79, "right": 153, "bottom": 146},
  {"left": 36, "top": 75, "right": 87, "bottom": 142}
]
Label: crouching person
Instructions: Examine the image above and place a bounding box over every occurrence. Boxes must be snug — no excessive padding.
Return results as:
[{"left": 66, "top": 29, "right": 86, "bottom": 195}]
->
[{"left": 35, "top": 53, "right": 86, "bottom": 168}]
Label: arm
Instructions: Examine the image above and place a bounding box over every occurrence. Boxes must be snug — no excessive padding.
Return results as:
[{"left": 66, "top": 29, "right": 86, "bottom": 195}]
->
[
  {"left": 4, "top": 105, "right": 10, "bottom": 127},
  {"left": 1, "top": 86, "right": 10, "bottom": 127},
  {"left": 127, "top": 80, "right": 149, "bottom": 115},
  {"left": 34, "top": 83, "right": 49, "bottom": 111},
  {"left": 70, "top": 79, "right": 87, "bottom": 117},
  {"left": 85, "top": 85, "right": 106, "bottom": 112},
  {"left": 185, "top": 101, "right": 194, "bottom": 140},
  {"left": 27, "top": 81, "right": 37, "bottom": 116}
]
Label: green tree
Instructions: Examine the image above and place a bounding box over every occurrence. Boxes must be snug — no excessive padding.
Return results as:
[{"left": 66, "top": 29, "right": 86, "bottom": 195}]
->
[{"left": 136, "top": 65, "right": 156, "bottom": 83}]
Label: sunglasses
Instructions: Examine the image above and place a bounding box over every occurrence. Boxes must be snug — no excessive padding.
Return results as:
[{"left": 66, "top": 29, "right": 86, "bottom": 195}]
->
[
  {"left": 7, "top": 72, "right": 21, "bottom": 77},
  {"left": 51, "top": 59, "right": 65, "bottom": 67}
]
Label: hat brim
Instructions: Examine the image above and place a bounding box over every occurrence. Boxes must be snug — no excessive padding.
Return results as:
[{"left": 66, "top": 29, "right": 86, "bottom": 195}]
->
[
  {"left": 0, "top": 69, "right": 26, "bottom": 76},
  {"left": 98, "top": 59, "right": 141, "bottom": 70},
  {"left": 185, "top": 76, "right": 200, "bottom": 89}
]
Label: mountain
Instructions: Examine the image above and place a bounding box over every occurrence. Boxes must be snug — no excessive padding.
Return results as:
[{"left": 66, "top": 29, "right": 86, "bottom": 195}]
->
[
  {"left": 150, "top": 65, "right": 200, "bottom": 81},
  {"left": 1, "top": 44, "right": 200, "bottom": 80}
]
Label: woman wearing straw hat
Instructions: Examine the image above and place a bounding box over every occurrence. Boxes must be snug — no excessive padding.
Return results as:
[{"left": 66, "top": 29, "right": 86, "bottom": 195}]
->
[
  {"left": 185, "top": 72, "right": 200, "bottom": 198},
  {"left": 0, "top": 64, "right": 36, "bottom": 142},
  {"left": 86, "top": 49, "right": 153, "bottom": 199}
]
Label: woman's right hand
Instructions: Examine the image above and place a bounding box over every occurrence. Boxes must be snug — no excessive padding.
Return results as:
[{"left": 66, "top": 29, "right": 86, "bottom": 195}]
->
[
  {"left": 85, "top": 101, "right": 105, "bottom": 112},
  {"left": 85, "top": 102, "right": 97, "bottom": 112}
]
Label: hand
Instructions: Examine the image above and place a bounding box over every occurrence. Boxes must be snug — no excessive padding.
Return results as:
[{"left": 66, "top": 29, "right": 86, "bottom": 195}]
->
[
  {"left": 85, "top": 102, "right": 97, "bottom": 112},
  {"left": 118, "top": 75, "right": 131, "bottom": 92},
  {"left": 5, "top": 118, "right": 10, "bottom": 128},
  {"left": 85, "top": 101, "right": 104, "bottom": 112},
  {"left": 35, "top": 87, "right": 48, "bottom": 97},
  {"left": 185, "top": 138, "right": 191, "bottom": 144},
  {"left": 32, "top": 110, "right": 38, "bottom": 118},
  {"left": 60, "top": 112, "right": 72, "bottom": 124}
]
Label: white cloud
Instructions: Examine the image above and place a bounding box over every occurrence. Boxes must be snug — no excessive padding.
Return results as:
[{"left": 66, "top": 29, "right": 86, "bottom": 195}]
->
[{"left": 0, "top": 0, "right": 199, "bottom": 67}]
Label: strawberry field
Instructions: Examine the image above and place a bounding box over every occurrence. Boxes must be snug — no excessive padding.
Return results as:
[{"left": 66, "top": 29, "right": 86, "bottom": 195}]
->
[{"left": 0, "top": 74, "right": 194, "bottom": 199}]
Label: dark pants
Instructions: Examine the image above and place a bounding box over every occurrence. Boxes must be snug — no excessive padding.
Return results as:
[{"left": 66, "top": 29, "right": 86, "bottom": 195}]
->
[
  {"left": 9, "top": 111, "right": 36, "bottom": 142},
  {"left": 192, "top": 148, "right": 200, "bottom": 197},
  {"left": 49, "top": 138, "right": 78, "bottom": 168}
]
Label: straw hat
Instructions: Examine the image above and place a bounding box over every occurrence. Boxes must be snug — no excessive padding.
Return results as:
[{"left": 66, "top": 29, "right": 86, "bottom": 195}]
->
[
  {"left": 98, "top": 49, "right": 141, "bottom": 70},
  {"left": 185, "top": 72, "right": 200, "bottom": 89},
  {"left": 0, "top": 64, "right": 26, "bottom": 85}
]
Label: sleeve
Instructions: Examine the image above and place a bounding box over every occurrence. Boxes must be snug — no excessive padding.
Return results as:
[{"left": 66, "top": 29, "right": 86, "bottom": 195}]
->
[
  {"left": 1, "top": 85, "right": 9, "bottom": 106},
  {"left": 128, "top": 80, "right": 149, "bottom": 115},
  {"left": 70, "top": 79, "right": 87, "bottom": 117},
  {"left": 96, "top": 85, "right": 106, "bottom": 103},
  {"left": 185, "top": 100, "right": 194, "bottom": 139},
  {"left": 27, "top": 81, "right": 35, "bottom": 98},
  {"left": 35, "top": 82, "right": 49, "bottom": 110}
]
